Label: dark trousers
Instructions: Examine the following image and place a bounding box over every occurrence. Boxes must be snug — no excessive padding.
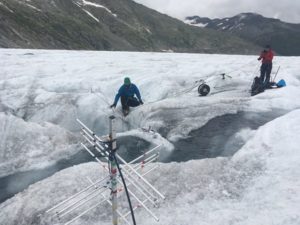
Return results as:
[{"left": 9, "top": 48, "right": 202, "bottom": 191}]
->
[
  {"left": 260, "top": 63, "right": 272, "bottom": 86},
  {"left": 121, "top": 96, "right": 140, "bottom": 110}
]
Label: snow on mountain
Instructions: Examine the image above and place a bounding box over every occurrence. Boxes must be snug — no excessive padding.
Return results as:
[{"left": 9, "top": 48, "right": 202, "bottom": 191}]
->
[
  {"left": 81, "top": 8, "right": 100, "bottom": 22},
  {"left": 78, "top": 0, "right": 117, "bottom": 17},
  {"left": 0, "top": 1, "right": 260, "bottom": 53},
  {"left": 24, "top": 2, "right": 41, "bottom": 12},
  {"left": 0, "top": 2, "right": 14, "bottom": 13},
  {"left": 73, "top": 0, "right": 117, "bottom": 22},
  {"left": 185, "top": 13, "right": 300, "bottom": 56},
  {"left": 0, "top": 49, "right": 300, "bottom": 224},
  {"left": 184, "top": 18, "right": 207, "bottom": 28}
]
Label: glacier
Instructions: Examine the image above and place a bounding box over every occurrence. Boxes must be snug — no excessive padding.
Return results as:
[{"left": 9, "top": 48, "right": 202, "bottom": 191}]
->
[{"left": 0, "top": 49, "right": 300, "bottom": 225}]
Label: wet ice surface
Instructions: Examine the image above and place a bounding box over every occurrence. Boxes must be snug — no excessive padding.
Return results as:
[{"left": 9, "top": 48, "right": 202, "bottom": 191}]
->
[
  {"left": 0, "top": 150, "right": 91, "bottom": 203},
  {"left": 1, "top": 110, "right": 300, "bottom": 225},
  {"left": 0, "top": 110, "right": 278, "bottom": 204},
  {"left": 0, "top": 110, "right": 281, "bottom": 203}
]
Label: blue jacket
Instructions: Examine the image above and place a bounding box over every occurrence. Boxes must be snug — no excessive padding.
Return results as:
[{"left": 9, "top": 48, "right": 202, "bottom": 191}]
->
[{"left": 114, "top": 84, "right": 142, "bottom": 105}]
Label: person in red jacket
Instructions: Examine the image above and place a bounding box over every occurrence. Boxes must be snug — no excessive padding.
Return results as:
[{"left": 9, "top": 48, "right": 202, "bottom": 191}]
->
[{"left": 258, "top": 45, "right": 274, "bottom": 87}]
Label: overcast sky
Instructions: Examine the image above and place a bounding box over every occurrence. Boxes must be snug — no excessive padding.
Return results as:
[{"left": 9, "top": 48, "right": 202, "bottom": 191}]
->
[{"left": 134, "top": 0, "right": 300, "bottom": 23}]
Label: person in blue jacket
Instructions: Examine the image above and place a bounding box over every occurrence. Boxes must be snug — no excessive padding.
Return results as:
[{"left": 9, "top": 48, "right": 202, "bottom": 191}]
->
[{"left": 110, "top": 77, "right": 143, "bottom": 112}]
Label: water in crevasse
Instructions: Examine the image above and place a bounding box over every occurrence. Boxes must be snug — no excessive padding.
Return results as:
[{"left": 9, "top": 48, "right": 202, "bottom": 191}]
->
[
  {"left": 166, "top": 111, "right": 286, "bottom": 162},
  {"left": 0, "top": 136, "right": 150, "bottom": 204},
  {"left": 0, "top": 110, "right": 286, "bottom": 204}
]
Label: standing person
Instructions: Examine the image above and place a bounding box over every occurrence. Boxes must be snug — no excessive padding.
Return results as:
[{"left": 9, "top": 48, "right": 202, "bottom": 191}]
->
[
  {"left": 110, "top": 77, "right": 143, "bottom": 116},
  {"left": 258, "top": 45, "right": 274, "bottom": 88}
]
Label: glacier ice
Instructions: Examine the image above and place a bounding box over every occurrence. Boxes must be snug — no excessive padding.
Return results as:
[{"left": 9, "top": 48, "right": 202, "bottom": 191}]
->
[{"left": 1, "top": 49, "right": 300, "bottom": 224}]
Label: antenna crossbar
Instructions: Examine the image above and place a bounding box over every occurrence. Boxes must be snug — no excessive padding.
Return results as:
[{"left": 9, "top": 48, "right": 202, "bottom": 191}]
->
[{"left": 46, "top": 118, "right": 165, "bottom": 225}]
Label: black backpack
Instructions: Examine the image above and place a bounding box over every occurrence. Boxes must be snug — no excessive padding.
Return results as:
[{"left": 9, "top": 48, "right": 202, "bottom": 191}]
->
[{"left": 251, "top": 77, "right": 265, "bottom": 96}]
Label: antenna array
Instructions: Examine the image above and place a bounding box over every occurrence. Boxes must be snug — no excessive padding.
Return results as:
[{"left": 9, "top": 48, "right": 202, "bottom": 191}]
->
[{"left": 46, "top": 116, "right": 165, "bottom": 225}]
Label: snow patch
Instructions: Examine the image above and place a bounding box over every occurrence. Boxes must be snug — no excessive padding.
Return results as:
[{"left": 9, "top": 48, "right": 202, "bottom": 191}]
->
[
  {"left": 145, "top": 27, "right": 152, "bottom": 34},
  {"left": 193, "top": 22, "right": 208, "bottom": 28},
  {"left": 73, "top": 1, "right": 100, "bottom": 22},
  {"left": 228, "top": 23, "right": 244, "bottom": 31},
  {"left": 25, "top": 3, "right": 42, "bottom": 12},
  {"left": 10, "top": 27, "right": 26, "bottom": 41},
  {"left": 229, "top": 25, "right": 235, "bottom": 31},
  {"left": 0, "top": 2, "right": 14, "bottom": 13},
  {"left": 184, "top": 19, "right": 208, "bottom": 28},
  {"left": 79, "top": 0, "right": 117, "bottom": 17},
  {"left": 82, "top": 8, "right": 100, "bottom": 22},
  {"left": 161, "top": 49, "right": 174, "bottom": 53},
  {"left": 238, "top": 13, "right": 247, "bottom": 21}
]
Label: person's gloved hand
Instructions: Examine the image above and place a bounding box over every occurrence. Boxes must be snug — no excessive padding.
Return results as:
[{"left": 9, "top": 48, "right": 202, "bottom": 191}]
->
[
  {"left": 110, "top": 103, "right": 116, "bottom": 108},
  {"left": 139, "top": 100, "right": 144, "bottom": 105},
  {"left": 257, "top": 58, "right": 260, "bottom": 61}
]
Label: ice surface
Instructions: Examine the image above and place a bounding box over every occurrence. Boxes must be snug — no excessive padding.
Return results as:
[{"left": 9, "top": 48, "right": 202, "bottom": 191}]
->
[
  {"left": 0, "top": 49, "right": 300, "bottom": 224},
  {"left": 0, "top": 113, "right": 79, "bottom": 177}
]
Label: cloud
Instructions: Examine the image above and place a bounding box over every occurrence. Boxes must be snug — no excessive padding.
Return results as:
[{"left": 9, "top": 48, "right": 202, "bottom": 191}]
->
[{"left": 134, "top": 0, "right": 300, "bottom": 23}]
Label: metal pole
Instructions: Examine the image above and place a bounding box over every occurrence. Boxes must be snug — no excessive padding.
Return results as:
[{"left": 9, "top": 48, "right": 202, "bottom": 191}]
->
[
  {"left": 109, "top": 115, "right": 118, "bottom": 225},
  {"left": 272, "top": 66, "right": 281, "bottom": 83}
]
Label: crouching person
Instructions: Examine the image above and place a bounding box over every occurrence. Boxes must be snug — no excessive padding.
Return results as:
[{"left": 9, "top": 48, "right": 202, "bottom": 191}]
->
[{"left": 110, "top": 77, "right": 143, "bottom": 116}]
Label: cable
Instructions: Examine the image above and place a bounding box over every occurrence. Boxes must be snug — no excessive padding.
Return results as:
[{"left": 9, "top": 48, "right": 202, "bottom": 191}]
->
[
  {"left": 90, "top": 87, "right": 109, "bottom": 105},
  {"left": 112, "top": 152, "right": 137, "bottom": 225},
  {"left": 223, "top": 58, "right": 258, "bottom": 75}
]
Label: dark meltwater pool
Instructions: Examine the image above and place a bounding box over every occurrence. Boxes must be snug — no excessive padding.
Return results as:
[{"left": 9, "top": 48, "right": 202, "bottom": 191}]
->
[{"left": 167, "top": 111, "right": 286, "bottom": 162}]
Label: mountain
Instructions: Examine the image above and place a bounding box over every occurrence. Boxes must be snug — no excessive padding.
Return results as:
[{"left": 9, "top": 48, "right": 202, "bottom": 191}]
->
[
  {"left": 0, "top": 0, "right": 259, "bottom": 54},
  {"left": 185, "top": 13, "right": 300, "bottom": 56}
]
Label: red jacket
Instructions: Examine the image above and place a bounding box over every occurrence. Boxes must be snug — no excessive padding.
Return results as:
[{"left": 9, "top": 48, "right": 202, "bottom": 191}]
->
[{"left": 258, "top": 49, "right": 274, "bottom": 64}]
